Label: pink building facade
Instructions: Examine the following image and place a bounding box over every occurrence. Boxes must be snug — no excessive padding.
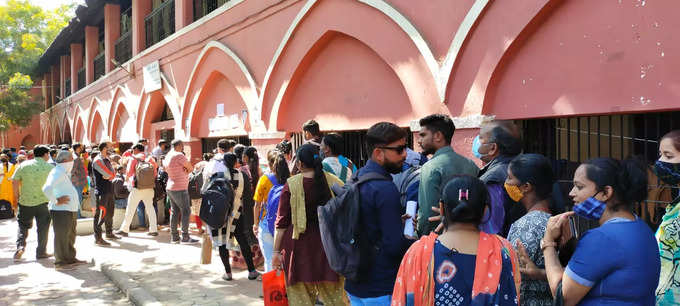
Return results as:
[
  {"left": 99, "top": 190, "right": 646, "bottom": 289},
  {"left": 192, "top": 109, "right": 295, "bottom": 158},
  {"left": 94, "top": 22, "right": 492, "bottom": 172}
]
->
[{"left": 20, "top": 0, "right": 679, "bottom": 166}]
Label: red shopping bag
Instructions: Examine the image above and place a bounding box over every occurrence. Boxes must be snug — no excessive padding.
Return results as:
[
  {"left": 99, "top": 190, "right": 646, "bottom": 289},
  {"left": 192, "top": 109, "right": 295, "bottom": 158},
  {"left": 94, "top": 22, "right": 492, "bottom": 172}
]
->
[{"left": 262, "top": 270, "right": 289, "bottom": 306}]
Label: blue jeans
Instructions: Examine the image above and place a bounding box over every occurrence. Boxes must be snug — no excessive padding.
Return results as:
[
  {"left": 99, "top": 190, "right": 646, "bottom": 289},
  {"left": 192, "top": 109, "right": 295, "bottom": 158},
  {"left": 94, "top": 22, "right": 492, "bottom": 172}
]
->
[
  {"left": 347, "top": 293, "right": 391, "bottom": 306},
  {"left": 136, "top": 201, "right": 146, "bottom": 227},
  {"left": 114, "top": 199, "right": 127, "bottom": 209},
  {"left": 76, "top": 185, "right": 85, "bottom": 218},
  {"left": 257, "top": 220, "right": 274, "bottom": 272}
]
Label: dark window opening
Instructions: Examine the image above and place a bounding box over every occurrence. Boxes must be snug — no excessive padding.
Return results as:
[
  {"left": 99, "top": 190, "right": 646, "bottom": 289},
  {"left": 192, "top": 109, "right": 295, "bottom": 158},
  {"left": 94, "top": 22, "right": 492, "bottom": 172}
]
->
[{"left": 201, "top": 136, "right": 251, "bottom": 154}]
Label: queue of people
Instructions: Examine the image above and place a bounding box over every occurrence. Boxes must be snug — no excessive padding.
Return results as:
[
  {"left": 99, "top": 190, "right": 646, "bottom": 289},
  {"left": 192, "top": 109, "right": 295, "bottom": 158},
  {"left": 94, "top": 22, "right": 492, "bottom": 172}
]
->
[{"left": 4, "top": 114, "right": 680, "bottom": 306}]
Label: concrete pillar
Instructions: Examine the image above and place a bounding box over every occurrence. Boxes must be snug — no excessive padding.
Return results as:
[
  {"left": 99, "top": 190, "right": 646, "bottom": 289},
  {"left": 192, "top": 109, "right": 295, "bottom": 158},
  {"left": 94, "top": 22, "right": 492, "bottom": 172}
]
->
[
  {"left": 132, "top": 0, "right": 152, "bottom": 56},
  {"left": 85, "top": 26, "right": 99, "bottom": 85},
  {"left": 50, "top": 64, "right": 58, "bottom": 105},
  {"left": 175, "top": 0, "right": 193, "bottom": 30},
  {"left": 185, "top": 140, "right": 203, "bottom": 164},
  {"left": 60, "top": 55, "right": 69, "bottom": 98},
  {"left": 104, "top": 3, "right": 121, "bottom": 73},
  {"left": 70, "top": 43, "right": 83, "bottom": 94},
  {"left": 43, "top": 72, "right": 51, "bottom": 109}
]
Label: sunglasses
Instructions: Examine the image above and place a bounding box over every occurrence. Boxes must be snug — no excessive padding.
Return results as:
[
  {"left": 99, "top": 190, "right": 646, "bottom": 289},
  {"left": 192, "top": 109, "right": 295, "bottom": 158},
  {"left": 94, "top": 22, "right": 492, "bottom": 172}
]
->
[{"left": 378, "top": 145, "right": 407, "bottom": 154}]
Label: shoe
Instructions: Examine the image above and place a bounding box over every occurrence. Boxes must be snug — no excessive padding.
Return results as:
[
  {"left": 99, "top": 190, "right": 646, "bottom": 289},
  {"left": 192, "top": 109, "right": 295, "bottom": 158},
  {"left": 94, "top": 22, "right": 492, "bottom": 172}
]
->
[
  {"left": 115, "top": 231, "right": 128, "bottom": 237},
  {"left": 68, "top": 259, "right": 88, "bottom": 265},
  {"left": 147, "top": 232, "right": 158, "bottom": 237},
  {"left": 248, "top": 270, "right": 261, "bottom": 280},
  {"left": 95, "top": 239, "right": 111, "bottom": 246},
  {"left": 222, "top": 273, "right": 233, "bottom": 281},
  {"left": 55, "top": 263, "right": 75, "bottom": 271},
  {"left": 105, "top": 233, "right": 121, "bottom": 240},
  {"left": 181, "top": 236, "right": 199, "bottom": 244},
  {"left": 171, "top": 237, "right": 181, "bottom": 244},
  {"left": 36, "top": 253, "right": 53, "bottom": 259},
  {"left": 13, "top": 248, "right": 24, "bottom": 260}
]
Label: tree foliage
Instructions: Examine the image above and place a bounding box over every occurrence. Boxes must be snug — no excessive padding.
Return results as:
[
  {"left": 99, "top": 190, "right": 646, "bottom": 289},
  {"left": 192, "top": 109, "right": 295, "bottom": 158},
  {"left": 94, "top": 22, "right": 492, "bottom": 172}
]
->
[{"left": 0, "top": 0, "right": 73, "bottom": 130}]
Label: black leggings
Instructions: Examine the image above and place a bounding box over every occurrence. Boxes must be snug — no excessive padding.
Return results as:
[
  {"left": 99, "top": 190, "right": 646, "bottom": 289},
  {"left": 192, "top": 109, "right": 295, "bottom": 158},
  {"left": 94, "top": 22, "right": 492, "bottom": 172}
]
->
[{"left": 218, "top": 218, "right": 256, "bottom": 273}]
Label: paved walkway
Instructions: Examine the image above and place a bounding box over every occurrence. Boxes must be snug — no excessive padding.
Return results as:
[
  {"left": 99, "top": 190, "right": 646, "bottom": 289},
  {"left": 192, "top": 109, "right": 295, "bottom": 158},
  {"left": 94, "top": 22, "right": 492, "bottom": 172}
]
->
[{"left": 0, "top": 216, "right": 264, "bottom": 305}]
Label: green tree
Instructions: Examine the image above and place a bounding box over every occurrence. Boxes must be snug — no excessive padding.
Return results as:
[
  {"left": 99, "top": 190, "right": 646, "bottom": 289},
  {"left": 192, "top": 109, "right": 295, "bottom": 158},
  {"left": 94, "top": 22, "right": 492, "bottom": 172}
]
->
[{"left": 0, "top": 0, "right": 73, "bottom": 130}]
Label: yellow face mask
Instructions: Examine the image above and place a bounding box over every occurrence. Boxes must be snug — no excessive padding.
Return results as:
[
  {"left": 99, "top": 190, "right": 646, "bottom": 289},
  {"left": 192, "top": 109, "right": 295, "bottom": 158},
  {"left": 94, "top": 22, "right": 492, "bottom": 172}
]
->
[{"left": 504, "top": 182, "right": 524, "bottom": 202}]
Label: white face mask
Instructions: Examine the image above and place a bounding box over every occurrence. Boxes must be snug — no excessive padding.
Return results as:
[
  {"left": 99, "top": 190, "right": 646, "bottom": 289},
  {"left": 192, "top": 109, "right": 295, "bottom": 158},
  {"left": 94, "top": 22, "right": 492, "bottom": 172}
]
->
[{"left": 60, "top": 161, "right": 74, "bottom": 174}]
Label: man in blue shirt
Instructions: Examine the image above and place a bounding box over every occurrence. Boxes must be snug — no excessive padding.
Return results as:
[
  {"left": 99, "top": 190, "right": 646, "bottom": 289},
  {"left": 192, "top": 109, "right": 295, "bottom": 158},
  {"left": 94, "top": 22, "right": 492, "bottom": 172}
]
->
[{"left": 345, "top": 122, "right": 415, "bottom": 305}]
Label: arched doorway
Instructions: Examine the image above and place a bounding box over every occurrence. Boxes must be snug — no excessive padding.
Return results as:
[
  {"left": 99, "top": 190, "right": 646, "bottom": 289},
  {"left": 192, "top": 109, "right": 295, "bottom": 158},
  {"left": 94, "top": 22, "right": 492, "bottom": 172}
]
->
[{"left": 21, "top": 135, "right": 35, "bottom": 148}]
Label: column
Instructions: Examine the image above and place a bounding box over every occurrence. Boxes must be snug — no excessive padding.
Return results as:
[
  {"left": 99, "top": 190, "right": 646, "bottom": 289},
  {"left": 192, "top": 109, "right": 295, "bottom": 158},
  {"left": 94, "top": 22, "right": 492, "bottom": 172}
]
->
[
  {"left": 132, "top": 0, "right": 152, "bottom": 56},
  {"left": 175, "top": 0, "right": 194, "bottom": 30},
  {"left": 104, "top": 3, "right": 121, "bottom": 73},
  {"left": 185, "top": 139, "right": 203, "bottom": 164},
  {"left": 70, "top": 43, "right": 83, "bottom": 94},
  {"left": 43, "top": 72, "right": 51, "bottom": 109},
  {"left": 60, "top": 55, "right": 69, "bottom": 98},
  {"left": 85, "top": 26, "right": 98, "bottom": 85},
  {"left": 50, "top": 64, "right": 58, "bottom": 104}
]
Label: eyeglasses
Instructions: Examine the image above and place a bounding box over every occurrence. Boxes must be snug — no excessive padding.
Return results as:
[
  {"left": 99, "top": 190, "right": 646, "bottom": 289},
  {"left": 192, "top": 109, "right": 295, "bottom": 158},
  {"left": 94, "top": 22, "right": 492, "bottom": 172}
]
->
[{"left": 378, "top": 145, "right": 407, "bottom": 154}]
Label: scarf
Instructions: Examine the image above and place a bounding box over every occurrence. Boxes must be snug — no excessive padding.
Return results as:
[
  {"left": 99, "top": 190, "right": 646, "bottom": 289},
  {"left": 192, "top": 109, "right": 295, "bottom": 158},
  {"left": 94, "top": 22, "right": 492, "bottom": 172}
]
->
[
  {"left": 391, "top": 232, "right": 521, "bottom": 306},
  {"left": 656, "top": 200, "right": 680, "bottom": 303},
  {"left": 287, "top": 171, "right": 343, "bottom": 239}
]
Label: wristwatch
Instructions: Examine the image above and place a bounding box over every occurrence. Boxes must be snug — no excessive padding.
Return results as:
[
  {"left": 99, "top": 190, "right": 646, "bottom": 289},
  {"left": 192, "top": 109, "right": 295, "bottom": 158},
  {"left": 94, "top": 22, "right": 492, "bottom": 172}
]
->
[{"left": 540, "top": 239, "right": 557, "bottom": 252}]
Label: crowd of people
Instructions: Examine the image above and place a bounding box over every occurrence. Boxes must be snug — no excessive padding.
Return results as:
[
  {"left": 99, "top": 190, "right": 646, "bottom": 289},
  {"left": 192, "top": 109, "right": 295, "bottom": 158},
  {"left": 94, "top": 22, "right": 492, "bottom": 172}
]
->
[{"left": 3, "top": 115, "right": 680, "bottom": 305}]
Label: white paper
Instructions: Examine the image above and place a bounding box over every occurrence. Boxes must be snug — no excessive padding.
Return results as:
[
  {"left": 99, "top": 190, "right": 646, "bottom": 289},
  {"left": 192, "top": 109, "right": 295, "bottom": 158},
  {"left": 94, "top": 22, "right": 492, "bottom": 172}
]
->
[
  {"left": 404, "top": 201, "right": 417, "bottom": 238},
  {"left": 216, "top": 104, "right": 224, "bottom": 117}
]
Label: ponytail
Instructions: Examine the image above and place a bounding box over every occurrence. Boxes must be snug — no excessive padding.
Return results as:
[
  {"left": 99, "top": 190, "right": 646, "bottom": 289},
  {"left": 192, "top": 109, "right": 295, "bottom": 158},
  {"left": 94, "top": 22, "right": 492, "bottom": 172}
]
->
[
  {"left": 296, "top": 143, "right": 330, "bottom": 203},
  {"left": 274, "top": 153, "right": 290, "bottom": 184}
]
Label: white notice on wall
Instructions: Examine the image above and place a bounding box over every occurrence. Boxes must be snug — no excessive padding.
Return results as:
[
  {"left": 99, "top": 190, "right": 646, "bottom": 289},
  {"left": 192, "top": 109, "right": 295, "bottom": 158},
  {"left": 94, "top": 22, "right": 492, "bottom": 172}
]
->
[
  {"left": 216, "top": 104, "right": 224, "bottom": 117},
  {"left": 143, "top": 61, "right": 162, "bottom": 93}
]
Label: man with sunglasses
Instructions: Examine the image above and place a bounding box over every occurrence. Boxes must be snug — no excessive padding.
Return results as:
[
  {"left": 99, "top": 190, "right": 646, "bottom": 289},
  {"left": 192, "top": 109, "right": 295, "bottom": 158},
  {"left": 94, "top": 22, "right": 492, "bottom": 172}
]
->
[
  {"left": 416, "top": 114, "right": 479, "bottom": 235},
  {"left": 344, "top": 122, "right": 416, "bottom": 305}
]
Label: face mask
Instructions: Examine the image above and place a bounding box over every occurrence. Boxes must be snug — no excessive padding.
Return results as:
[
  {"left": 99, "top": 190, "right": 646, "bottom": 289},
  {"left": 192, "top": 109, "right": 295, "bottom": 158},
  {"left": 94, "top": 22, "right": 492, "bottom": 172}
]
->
[
  {"left": 653, "top": 160, "right": 680, "bottom": 186},
  {"left": 60, "top": 161, "right": 74, "bottom": 173},
  {"left": 504, "top": 182, "right": 524, "bottom": 202},
  {"left": 472, "top": 135, "right": 482, "bottom": 159},
  {"left": 573, "top": 194, "right": 606, "bottom": 220}
]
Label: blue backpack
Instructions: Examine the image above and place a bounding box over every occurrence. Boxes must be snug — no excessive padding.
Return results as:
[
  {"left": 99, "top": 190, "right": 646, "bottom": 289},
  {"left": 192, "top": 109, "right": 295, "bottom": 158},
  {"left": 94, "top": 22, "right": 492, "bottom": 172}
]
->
[{"left": 263, "top": 174, "right": 284, "bottom": 235}]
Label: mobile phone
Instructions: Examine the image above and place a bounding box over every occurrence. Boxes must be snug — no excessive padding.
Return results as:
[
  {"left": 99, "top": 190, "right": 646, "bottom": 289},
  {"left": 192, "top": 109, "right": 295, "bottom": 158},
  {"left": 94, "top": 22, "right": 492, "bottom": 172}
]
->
[{"left": 559, "top": 216, "right": 576, "bottom": 247}]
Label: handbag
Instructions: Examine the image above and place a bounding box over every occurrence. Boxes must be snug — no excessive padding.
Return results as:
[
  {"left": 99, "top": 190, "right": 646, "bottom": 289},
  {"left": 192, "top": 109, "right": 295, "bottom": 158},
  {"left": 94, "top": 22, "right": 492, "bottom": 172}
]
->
[
  {"left": 200, "top": 233, "right": 212, "bottom": 264},
  {"left": 262, "top": 270, "right": 289, "bottom": 306}
]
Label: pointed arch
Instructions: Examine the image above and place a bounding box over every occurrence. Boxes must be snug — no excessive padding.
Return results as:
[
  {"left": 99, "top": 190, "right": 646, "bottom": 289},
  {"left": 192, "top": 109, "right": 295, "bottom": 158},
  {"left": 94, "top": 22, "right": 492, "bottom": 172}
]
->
[
  {"left": 137, "top": 77, "right": 181, "bottom": 139},
  {"left": 106, "top": 85, "right": 136, "bottom": 132},
  {"left": 181, "top": 41, "right": 261, "bottom": 138},
  {"left": 87, "top": 97, "right": 108, "bottom": 142},
  {"left": 259, "top": 0, "right": 442, "bottom": 130}
]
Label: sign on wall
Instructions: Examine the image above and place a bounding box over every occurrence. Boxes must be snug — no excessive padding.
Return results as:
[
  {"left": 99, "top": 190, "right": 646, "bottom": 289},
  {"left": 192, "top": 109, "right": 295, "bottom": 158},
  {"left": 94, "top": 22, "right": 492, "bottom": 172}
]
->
[
  {"left": 208, "top": 107, "right": 248, "bottom": 136},
  {"left": 143, "top": 61, "right": 162, "bottom": 93}
]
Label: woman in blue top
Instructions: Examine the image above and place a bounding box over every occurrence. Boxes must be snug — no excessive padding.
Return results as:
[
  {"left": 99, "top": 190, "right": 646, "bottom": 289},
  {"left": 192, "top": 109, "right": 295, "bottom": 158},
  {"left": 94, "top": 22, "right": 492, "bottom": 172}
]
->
[{"left": 542, "top": 158, "right": 660, "bottom": 305}]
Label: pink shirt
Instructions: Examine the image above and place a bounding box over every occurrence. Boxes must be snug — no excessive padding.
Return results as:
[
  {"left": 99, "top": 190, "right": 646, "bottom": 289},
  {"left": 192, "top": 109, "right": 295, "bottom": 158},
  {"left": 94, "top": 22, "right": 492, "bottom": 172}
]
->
[{"left": 163, "top": 150, "right": 189, "bottom": 191}]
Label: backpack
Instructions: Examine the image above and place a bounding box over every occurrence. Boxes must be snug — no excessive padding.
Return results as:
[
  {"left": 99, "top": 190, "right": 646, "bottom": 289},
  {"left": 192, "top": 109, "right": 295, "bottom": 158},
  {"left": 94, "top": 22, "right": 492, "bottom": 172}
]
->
[
  {"left": 317, "top": 172, "right": 390, "bottom": 281},
  {"left": 188, "top": 168, "right": 204, "bottom": 200},
  {"left": 135, "top": 158, "right": 155, "bottom": 189},
  {"left": 0, "top": 200, "right": 13, "bottom": 219},
  {"left": 263, "top": 174, "right": 284, "bottom": 235},
  {"left": 391, "top": 166, "right": 421, "bottom": 208},
  {"left": 154, "top": 169, "right": 168, "bottom": 202},
  {"left": 199, "top": 172, "right": 235, "bottom": 229}
]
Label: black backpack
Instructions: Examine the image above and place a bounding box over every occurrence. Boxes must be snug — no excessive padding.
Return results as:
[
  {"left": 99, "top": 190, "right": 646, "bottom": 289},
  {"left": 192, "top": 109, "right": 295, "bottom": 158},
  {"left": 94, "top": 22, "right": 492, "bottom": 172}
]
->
[
  {"left": 199, "top": 172, "right": 235, "bottom": 229},
  {"left": 154, "top": 169, "right": 168, "bottom": 202},
  {"left": 317, "top": 172, "right": 390, "bottom": 281},
  {"left": 0, "top": 200, "right": 13, "bottom": 219},
  {"left": 391, "top": 166, "right": 421, "bottom": 209},
  {"left": 188, "top": 168, "right": 204, "bottom": 200}
]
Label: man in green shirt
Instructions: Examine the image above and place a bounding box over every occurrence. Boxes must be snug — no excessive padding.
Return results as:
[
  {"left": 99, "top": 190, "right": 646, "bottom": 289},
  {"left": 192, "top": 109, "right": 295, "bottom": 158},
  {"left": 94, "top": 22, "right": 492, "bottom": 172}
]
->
[
  {"left": 11, "top": 145, "right": 54, "bottom": 261},
  {"left": 416, "top": 114, "right": 479, "bottom": 235}
]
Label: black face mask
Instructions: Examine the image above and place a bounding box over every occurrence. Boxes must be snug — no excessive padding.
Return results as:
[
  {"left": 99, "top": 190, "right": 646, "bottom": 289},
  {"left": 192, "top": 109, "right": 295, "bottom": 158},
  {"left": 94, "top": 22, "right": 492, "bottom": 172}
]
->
[{"left": 654, "top": 160, "right": 680, "bottom": 185}]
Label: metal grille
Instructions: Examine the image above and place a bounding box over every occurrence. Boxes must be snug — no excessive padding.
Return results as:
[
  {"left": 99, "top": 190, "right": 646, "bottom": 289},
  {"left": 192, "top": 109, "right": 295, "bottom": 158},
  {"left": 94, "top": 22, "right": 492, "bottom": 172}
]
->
[
  {"left": 115, "top": 31, "right": 132, "bottom": 64},
  {"left": 193, "top": 0, "right": 230, "bottom": 21},
  {"left": 201, "top": 136, "right": 251, "bottom": 154},
  {"left": 120, "top": 7, "right": 132, "bottom": 34},
  {"left": 145, "top": 0, "right": 175, "bottom": 48},
  {"left": 77, "top": 67, "right": 85, "bottom": 90},
  {"left": 64, "top": 78, "right": 71, "bottom": 97},
  {"left": 93, "top": 52, "right": 105, "bottom": 80},
  {"left": 522, "top": 112, "right": 680, "bottom": 230}
]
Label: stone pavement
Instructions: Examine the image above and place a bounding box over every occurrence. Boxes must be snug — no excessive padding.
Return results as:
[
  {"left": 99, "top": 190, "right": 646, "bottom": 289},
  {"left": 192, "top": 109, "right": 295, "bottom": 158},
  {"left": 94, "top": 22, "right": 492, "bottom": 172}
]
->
[{"left": 0, "top": 217, "right": 264, "bottom": 305}]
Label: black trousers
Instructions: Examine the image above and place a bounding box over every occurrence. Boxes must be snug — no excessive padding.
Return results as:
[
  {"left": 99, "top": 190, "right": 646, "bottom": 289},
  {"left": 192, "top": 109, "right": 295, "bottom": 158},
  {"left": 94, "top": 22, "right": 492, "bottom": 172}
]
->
[
  {"left": 94, "top": 192, "right": 114, "bottom": 238},
  {"left": 50, "top": 210, "right": 77, "bottom": 265},
  {"left": 16, "top": 203, "right": 51, "bottom": 255},
  {"left": 217, "top": 217, "right": 256, "bottom": 273}
]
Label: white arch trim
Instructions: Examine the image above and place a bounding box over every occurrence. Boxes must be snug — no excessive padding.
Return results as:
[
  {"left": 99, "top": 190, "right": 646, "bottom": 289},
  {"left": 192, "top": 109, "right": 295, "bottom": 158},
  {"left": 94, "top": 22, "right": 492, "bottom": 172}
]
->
[
  {"left": 259, "top": 0, "right": 491, "bottom": 131},
  {"left": 182, "top": 41, "right": 262, "bottom": 138}
]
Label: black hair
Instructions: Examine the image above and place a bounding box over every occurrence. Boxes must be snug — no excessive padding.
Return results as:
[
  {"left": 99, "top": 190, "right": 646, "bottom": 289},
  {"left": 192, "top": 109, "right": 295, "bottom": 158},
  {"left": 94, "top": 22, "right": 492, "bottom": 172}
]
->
[
  {"left": 244, "top": 146, "right": 260, "bottom": 188},
  {"left": 217, "top": 139, "right": 234, "bottom": 152},
  {"left": 19, "top": 146, "right": 25, "bottom": 150},
  {"left": 50, "top": 149, "right": 57, "bottom": 158},
  {"left": 171, "top": 139, "right": 182, "bottom": 147},
  {"left": 223, "top": 152, "right": 239, "bottom": 176},
  {"left": 509, "top": 154, "right": 564, "bottom": 214},
  {"left": 488, "top": 125, "right": 522, "bottom": 156},
  {"left": 132, "top": 143, "right": 144, "bottom": 152},
  {"left": 661, "top": 130, "right": 680, "bottom": 152},
  {"left": 366, "top": 122, "right": 407, "bottom": 156},
  {"left": 33, "top": 145, "right": 50, "bottom": 158},
  {"left": 276, "top": 140, "right": 292, "bottom": 155},
  {"left": 158, "top": 139, "right": 168, "bottom": 145},
  {"left": 440, "top": 175, "right": 490, "bottom": 227},
  {"left": 202, "top": 153, "right": 212, "bottom": 161},
  {"left": 297, "top": 143, "right": 331, "bottom": 203},
  {"left": 273, "top": 152, "right": 290, "bottom": 184},
  {"left": 419, "top": 114, "right": 455, "bottom": 144},
  {"left": 234, "top": 144, "right": 246, "bottom": 163},
  {"left": 582, "top": 157, "right": 648, "bottom": 212},
  {"left": 322, "top": 133, "right": 344, "bottom": 156},
  {"left": 10, "top": 148, "right": 15, "bottom": 152},
  {"left": 302, "top": 120, "right": 321, "bottom": 137},
  {"left": 98, "top": 142, "right": 108, "bottom": 151}
]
